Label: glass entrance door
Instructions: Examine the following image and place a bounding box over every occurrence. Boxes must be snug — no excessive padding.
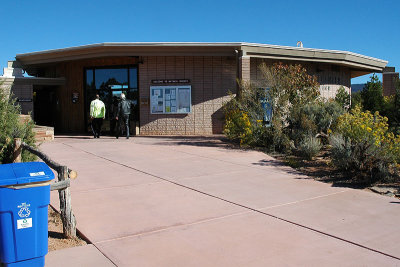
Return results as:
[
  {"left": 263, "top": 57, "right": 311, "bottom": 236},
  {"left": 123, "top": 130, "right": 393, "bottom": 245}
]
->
[{"left": 84, "top": 66, "right": 138, "bottom": 135}]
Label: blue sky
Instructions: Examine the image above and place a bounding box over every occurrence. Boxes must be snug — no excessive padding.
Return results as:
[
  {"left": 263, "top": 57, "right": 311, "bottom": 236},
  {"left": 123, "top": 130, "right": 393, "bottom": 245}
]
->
[{"left": 1, "top": 0, "right": 398, "bottom": 84}]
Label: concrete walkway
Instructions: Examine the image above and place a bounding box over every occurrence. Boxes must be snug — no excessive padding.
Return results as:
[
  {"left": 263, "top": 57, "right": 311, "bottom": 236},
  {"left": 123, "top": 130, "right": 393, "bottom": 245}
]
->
[{"left": 43, "top": 136, "right": 400, "bottom": 266}]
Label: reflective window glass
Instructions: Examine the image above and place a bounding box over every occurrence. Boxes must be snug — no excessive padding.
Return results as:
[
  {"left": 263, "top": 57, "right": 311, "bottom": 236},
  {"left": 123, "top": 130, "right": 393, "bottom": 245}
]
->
[
  {"left": 86, "top": 69, "right": 94, "bottom": 89},
  {"left": 95, "top": 68, "right": 128, "bottom": 90},
  {"left": 129, "top": 68, "right": 138, "bottom": 88}
]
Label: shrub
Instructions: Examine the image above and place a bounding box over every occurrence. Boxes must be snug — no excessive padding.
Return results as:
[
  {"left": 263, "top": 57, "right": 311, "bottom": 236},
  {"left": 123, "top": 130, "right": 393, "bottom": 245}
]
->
[
  {"left": 330, "top": 134, "right": 352, "bottom": 170},
  {"left": 288, "top": 100, "right": 345, "bottom": 145},
  {"left": 332, "top": 105, "right": 400, "bottom": 184},
  {"left": 297, "top": 135, "right": 322, "bottom": 160},
  {"left": 223, "top": 105, "right": 253, "bottom": 146},
  {"left": 0, "top": 85, "right": 36, "bottom": 163}
]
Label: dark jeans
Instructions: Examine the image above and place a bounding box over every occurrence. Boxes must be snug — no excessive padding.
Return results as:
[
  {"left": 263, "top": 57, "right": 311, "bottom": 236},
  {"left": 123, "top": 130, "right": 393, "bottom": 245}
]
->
[
  {"left": 91, "top": 118, "right": 103, "bottom": 138},
  {"left": 116, "top": 114, "right": 130, "bottom": 138}
]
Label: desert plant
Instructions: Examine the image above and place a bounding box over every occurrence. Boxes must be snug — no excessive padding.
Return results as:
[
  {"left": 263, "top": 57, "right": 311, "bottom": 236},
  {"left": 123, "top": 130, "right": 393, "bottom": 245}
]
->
[
  {"left": 223, "top": 103, "right": 253, "bottom": 146},
  {"left": 330, "top": 134, "right": 352, "bottom": 170},
  {"left": 288, "top": 100, "right": 344, "bottom": 144},
  {"left": 297, "top": 135, "right": 322, "bottom": 160},
  {"left": 332, "top": 106, "right": 400, "bottom": 184}
]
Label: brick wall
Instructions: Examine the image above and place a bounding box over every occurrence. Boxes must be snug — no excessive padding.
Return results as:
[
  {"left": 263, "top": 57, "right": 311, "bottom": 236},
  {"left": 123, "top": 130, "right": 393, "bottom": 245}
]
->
[
  {"left": 139, "top": 56, "right": 236, "bottom": 135},
  {"left": 383, "top": 72, "right": 399, "bottom": 96},
  {"left": 239, "top": 56, "right": 251, "bottom": 82}
]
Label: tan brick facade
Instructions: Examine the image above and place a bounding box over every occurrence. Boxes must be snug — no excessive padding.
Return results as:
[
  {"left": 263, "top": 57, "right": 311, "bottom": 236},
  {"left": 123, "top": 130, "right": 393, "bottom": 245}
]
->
[
  {"left": 139, "top": 56, "right": 236, "bottom": 135},
  {"left": 239, "top": 56, "right": 251, "bottom": 82}
]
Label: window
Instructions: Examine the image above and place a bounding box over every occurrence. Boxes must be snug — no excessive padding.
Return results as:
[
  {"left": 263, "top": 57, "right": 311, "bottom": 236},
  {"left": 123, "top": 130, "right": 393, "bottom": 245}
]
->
[
  {"left": 94, "top": 68, "right": 129, "bottom": 90},
  {"left": 259, "top": 88, "right": 272, "bottom": 127}
]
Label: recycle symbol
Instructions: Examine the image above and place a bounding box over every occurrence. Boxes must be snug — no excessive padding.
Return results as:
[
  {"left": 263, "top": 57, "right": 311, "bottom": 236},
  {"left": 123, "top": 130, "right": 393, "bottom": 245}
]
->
[{"left": 18, "top": 203, "right": 31, "bottom": 218}]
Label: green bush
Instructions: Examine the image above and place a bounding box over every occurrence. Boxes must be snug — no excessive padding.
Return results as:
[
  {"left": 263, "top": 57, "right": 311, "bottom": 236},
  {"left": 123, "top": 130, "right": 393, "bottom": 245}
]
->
[
  {"left": 330, "top": 134, "right": 352, "bottom": 170},
  {"left": 288, "top": 100, "right": 345, "bottom": 145},
  {"left": 251, "top": 123, "right": 293, "bottom": 152},
  {"left": 0, "top": 85, "right": 36, "bottom": 163},
  {"left": 297, "top": 135, "right": 322, "bottom": 160}
]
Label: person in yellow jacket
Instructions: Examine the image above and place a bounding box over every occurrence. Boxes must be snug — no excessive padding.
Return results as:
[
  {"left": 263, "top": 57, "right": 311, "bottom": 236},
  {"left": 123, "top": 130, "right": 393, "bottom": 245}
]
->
[{"left": 90, "top": 94, "right": 106, "bottom": 138}]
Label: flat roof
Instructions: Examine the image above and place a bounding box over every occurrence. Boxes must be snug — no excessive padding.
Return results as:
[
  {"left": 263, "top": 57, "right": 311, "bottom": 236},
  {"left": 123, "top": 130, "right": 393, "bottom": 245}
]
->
[{"left": 15, "top": 42, "right": 387, "bottom": 74}]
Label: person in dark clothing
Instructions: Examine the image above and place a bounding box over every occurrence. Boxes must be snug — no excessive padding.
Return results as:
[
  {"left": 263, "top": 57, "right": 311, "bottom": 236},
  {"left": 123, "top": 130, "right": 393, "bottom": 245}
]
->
[
  {"left": 116, "top": 93, "right": 134, "bottom": 139},
  {"left": 110, "top": 96, "right": 120, "bottom": 135}
]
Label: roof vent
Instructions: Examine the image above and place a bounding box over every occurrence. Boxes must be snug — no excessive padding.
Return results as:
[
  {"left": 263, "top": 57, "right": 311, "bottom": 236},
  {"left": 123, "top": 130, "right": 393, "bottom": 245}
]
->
[{"left": 297, "top": 41, "right": 303, "bottom": 48}]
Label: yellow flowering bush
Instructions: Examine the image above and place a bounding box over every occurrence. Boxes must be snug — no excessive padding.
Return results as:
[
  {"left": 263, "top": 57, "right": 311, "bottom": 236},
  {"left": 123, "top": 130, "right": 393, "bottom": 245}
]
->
[
  {"left": 337, "top": 105, "right": 389, "bottom": 146},
  {"left": 223, "top": 108, "right": 253, "bottom": 146},
  {"left": 332, "top": 105, "right": 400, "bottom": 183}
]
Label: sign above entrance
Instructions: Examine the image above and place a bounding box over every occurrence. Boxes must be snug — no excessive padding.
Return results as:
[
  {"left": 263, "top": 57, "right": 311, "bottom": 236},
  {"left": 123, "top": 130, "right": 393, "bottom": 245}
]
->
[{"left": 151, "top": 79, "right": 190, "bottom": 84}]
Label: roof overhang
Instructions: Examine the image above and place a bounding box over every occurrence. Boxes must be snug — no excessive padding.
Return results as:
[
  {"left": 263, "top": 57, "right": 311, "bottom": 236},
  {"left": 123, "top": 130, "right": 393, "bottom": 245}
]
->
[
  {"left": 16, "top": 42, "right": 242, "bottom": 65},
  {"left": 240, "top": 43, "right": 387, "bottom": 78},
  {"left": 0, "top": 76, "right": 65, "bottom": 86},
  {"left": 15, "top": 42, "right": 387, "bottom": 79}
]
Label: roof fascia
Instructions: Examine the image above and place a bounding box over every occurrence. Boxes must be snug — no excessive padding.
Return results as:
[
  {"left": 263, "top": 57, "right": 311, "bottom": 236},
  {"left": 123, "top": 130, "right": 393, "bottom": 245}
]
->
[{"left": 240, "top": 43, "right": 387, "bottom": 72}]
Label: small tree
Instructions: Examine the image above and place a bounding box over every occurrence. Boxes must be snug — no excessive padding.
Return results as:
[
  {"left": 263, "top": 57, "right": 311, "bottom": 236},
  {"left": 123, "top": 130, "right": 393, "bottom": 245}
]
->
[
  {"left": 0, "top": 82, "right": 36, "bottom": 163},
  {"left": 361, "top": 74, "right": 384, "bottom": 113},
  {"left": 335, "top": 86, "right": 350, "bottom": 109}
]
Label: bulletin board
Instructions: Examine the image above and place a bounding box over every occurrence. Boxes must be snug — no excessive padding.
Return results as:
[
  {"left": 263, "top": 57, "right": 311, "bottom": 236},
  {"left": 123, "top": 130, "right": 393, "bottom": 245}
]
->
[{"left": 150, "top": 86, "right": 191, "bottom": 114}]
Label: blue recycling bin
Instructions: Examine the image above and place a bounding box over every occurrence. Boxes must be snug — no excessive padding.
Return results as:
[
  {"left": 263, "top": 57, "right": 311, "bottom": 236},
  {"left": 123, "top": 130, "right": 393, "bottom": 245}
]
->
[{"left": 0, "top": 162, "right": 55, "bottom": 267}]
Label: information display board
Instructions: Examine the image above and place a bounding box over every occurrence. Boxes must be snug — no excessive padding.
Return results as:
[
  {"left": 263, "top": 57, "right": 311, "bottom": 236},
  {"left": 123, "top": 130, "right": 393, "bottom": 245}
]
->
[{"left": 150, "top": 86, "right": 191, "bottom": 114}]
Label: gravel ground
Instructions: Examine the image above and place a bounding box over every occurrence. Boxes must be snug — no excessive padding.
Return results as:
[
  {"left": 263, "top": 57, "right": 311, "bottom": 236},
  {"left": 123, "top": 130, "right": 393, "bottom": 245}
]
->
[{"left": 48, "top": 206, "right": 88, "bottom": 251}]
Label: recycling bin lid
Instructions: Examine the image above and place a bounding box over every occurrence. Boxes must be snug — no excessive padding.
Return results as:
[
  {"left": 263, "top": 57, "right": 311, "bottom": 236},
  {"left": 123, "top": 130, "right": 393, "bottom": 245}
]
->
[{"left": 0, "top": 162, "right": 55, "bottom": 186}]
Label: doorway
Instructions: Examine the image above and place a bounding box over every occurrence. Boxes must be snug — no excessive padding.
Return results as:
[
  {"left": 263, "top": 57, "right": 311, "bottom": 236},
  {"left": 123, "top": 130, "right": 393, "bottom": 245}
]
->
[
  {"left": 33, "top": 86, "right": 58, "bottom": 128},
  {"left": 84, "top": 66, "right": 139, "bottom": 135}
]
